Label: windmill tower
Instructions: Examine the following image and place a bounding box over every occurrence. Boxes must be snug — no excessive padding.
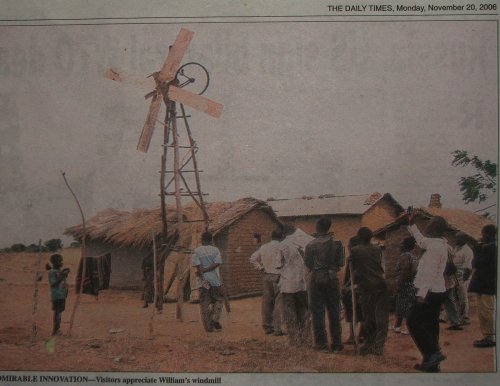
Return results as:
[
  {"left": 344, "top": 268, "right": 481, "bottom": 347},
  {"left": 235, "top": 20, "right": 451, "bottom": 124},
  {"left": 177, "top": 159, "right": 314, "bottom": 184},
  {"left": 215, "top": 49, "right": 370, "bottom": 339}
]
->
[
  {"left": 137, "top": 28, "right": 223, "bottom": 242},
  {"left": 107, "top": 29, "right": 223, "bottom": 315}
]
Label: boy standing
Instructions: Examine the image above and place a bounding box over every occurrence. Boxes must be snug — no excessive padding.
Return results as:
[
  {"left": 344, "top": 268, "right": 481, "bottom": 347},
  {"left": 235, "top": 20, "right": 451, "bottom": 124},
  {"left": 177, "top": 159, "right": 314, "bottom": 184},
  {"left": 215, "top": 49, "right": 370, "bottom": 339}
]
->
[{"left": 47, "top": 254, "right": 69, "bottom": 336}]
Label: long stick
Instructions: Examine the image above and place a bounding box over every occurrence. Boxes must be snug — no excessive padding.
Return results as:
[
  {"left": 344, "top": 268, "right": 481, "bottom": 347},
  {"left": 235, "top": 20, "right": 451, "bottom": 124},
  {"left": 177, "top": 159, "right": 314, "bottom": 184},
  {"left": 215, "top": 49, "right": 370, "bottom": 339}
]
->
[
  {"left": 31, "top": 239, "right": 42, "bottom": 343},
  {"left": 175, "top": 261, "right": 184, "bottom": 321},
  {"left": 349, "top": 259, "right": 359, "bottom": 354},
  {"left": 149, "top": 232, "right": 158, "bottom": 339},
  {"left": 171, "top": 101, "right": 183, "bottom": 223},
  {"left": 61, "top": 171, "right": 87, "bottom": 336}
]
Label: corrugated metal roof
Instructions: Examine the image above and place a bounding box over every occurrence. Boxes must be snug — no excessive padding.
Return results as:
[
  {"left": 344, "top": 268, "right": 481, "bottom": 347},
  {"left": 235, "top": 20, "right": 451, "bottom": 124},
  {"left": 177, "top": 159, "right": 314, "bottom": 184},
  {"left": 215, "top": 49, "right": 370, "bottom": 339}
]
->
[{"left": 268, "top": 193, "right": 386, "bottom": 217}]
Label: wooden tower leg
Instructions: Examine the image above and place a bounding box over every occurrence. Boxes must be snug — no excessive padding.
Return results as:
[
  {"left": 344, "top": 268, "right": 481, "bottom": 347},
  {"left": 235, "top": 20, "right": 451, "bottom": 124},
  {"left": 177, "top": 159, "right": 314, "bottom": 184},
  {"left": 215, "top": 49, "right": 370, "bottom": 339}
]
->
[{"left": 180, "top": 104, "right": 209, "bottom": 229}]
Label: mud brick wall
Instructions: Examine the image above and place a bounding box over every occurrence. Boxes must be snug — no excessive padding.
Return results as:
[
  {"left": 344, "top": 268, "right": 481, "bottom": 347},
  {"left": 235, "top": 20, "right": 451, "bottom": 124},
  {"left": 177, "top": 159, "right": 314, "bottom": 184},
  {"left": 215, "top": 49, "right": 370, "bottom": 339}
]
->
[
  {"left": 86, "top": 240, "right": 149, "bottom": 290},
  {"left": 374, "top": 217, "right": 441, "bottom": 302},
  {"left": 218, "top": 209, "right": 281, "bottom": 297},
  {"left": 362, "top": 199, "right": 402, "bottom": 232},
  {"left": 282, "top": 215, "right": 362, "bottom": 250}
]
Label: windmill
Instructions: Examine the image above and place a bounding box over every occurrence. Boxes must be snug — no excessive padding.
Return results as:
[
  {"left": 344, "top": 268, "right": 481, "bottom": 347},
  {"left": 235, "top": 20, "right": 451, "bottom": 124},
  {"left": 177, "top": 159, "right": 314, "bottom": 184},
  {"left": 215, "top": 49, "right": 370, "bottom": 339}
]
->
[
  {"left": 137, "top": 28, "right": 223, "bottom": 241},
  {"left": 107, "top": 28, "right": 224, "bottom": 315}
]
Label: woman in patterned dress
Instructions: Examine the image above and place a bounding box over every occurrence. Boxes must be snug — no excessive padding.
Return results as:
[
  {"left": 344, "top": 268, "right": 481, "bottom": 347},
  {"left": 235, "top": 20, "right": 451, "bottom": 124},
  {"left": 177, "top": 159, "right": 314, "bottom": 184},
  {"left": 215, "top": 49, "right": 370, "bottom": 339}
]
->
[{"left": 393, "top": 236, "right": 418, "bottom": 334}]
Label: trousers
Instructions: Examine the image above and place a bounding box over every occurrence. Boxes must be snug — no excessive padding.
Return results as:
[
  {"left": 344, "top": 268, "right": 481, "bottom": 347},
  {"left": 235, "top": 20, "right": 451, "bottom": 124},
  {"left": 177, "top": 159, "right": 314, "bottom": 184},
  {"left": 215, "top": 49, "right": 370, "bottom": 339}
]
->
[
  {"left": 309, "top": 271, "right": 342, "bottom": 349},
  {"left": 408, "top": 292, "right": 446, "bottom": 361},
  {"left": 262, "top": 273, "right": 283, "bottom": 333},
  {"left": 477, "top": 294, "right": 495, "bottom": 341},
  {"left": 281, "top": 291, "right": 308, "bottom": 345},
  {"left": 359, "top": 287, "right": 389, "bottom": 351},
  {"left": 443, "top": 288, "right": 461, "bottom": 325},
  {"left": 199, "top": 286, "right": 223, "bottom": 332},
  {"left": 455, "top": 276, "right": 470, "bottom": 322}
]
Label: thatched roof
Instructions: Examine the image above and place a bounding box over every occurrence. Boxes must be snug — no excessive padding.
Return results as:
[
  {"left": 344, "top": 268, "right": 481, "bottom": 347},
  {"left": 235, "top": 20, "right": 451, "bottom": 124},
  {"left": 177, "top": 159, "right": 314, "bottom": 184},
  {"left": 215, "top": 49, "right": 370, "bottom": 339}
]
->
[
  {"left": 373, "top": 205, "right": 494, "bottom": 242},
  {"left": 423, "top": 206, "right": 494, "bottom": 241},
  {"left": 64, "top": 197, "right": 278, "bottom": 249}
]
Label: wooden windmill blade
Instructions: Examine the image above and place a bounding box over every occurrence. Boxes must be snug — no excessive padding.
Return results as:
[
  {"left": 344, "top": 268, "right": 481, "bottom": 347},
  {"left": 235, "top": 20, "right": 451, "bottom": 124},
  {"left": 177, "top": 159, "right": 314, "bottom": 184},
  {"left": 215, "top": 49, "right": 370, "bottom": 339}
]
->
[
  {"left": 137, "top": 91, "right": 162, "bottom": 153},
  {"left": 168, "top": 86, "right": 223, "bottom": 118},
  {"left": 157, "top": 28, "right": 195, "bottom": 83}
]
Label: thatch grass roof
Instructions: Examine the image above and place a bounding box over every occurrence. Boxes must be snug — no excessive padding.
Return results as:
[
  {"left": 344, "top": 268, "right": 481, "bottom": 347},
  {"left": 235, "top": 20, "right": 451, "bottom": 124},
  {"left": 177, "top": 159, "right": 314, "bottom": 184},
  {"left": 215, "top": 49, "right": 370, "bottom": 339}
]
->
[
  {"left": 423, "top": 206, "right": 494, "bottom": 241},
  {"left": 64, "top": 197, "right": 278, "bottom": 249}
]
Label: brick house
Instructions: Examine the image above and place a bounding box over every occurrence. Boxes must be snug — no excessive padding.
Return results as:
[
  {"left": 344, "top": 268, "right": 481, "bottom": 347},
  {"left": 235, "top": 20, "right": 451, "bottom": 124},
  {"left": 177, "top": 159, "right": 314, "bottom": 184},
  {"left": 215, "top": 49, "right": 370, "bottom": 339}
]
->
[
  {"left": 268, "top": 192, "right": 404, "bottom": 248},
  {"left": 65, "top": 197, "right": 281, "bottom": 299}
]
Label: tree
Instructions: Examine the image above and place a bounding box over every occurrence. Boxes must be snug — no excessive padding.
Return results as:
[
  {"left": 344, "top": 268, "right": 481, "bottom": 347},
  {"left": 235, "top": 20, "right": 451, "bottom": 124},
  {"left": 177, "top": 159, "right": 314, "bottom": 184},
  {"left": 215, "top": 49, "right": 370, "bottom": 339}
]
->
[
  {"left": 10, "top": 243, "right": 26, "bottom": 252},
  {"left": 26, "top": 243, "right": 41, "bottom": 253},
  {"left": 44, "top": 238, "right": 63, "bottom": 252},
  {"left": 451, "top": 150, "right": 497, "bottom": 204}
]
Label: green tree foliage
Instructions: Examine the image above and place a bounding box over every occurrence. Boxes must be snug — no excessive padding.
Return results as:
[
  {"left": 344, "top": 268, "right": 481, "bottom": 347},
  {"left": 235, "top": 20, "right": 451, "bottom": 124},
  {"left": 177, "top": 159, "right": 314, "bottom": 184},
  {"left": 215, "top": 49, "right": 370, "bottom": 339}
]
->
[
  {"left": 44, "top": 238, "right": 63, "bottom": 252},
  {"left": 451, "top": 150, "right": 497, "bottom": 204},
  {"left": 26, "top": 243, "right": 41, "bottom": 252},
  {"left": 10, "top": 243, "right": 26, "bottom": 252}
]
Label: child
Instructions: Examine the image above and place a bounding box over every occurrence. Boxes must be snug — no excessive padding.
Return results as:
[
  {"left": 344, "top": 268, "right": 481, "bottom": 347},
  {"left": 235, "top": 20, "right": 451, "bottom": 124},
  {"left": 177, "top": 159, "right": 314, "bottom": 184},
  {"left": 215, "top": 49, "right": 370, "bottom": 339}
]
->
[{"left": 46, "top": 254, "right": 69, "bottom": 336}]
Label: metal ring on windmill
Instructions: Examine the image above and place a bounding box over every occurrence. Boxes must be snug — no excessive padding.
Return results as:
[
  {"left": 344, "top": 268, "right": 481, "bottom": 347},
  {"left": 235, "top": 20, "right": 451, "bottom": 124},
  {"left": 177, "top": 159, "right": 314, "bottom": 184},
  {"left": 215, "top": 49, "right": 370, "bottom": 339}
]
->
[{"left": 175, "top": 62, "right": 210, "bottom": 95}]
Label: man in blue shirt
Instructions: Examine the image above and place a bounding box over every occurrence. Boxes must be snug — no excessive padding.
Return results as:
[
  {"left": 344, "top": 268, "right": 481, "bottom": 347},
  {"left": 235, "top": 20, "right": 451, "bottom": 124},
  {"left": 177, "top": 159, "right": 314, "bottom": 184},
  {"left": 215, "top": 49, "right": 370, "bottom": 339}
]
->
[{"left": 192, "top": 231, "right": 224, "bottom": 332}]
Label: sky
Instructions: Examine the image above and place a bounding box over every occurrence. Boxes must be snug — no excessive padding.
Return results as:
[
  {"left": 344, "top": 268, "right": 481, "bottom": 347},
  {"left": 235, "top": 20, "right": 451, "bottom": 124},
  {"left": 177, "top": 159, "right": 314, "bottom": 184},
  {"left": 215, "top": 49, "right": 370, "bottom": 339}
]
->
[{"left": 0, "top": 20, "right": 497, "bottom": 247}]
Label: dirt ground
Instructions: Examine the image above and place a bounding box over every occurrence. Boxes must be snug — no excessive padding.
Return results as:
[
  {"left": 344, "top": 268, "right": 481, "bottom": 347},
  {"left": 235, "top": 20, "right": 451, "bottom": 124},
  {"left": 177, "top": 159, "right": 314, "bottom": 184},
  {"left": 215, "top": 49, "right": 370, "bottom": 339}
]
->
[{"left": 0, "top": 249, "right": 495, "bottom": 373}]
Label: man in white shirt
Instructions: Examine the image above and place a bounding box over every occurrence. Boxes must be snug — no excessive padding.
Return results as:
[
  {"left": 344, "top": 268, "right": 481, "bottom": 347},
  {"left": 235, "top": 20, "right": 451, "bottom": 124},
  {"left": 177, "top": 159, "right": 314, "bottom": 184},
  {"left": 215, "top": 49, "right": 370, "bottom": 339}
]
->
[
  {"left": 277, "top": 226, "right": 308, "bottom": 346},
  {"left": 451, "top": 232, "right": 474, "bottom": 325},
  {"left": 407, "top": 214, "right": 449, "bottom": 373},
  {"left": 249, "top": 229, "right": 284, "bottom": 335},
  {"left": 192, "top": 231, "right": 224, "bottom": 333}
]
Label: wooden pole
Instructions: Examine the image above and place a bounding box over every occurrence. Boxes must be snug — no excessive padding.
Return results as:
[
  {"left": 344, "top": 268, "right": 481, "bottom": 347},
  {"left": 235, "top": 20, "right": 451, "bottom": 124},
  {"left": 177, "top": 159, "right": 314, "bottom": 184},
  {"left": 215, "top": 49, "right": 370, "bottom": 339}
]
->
[
  {"left": 160, "top": 108, "right": 170, "bottom": 243},
  {"left": 180, "top": 103, "right": 209, "bottom": 228},
  {"left": 171, "top": 101, "right": 183, "bottom": 223},
  {"left": 175, "top": 261, "right": 184, "bottom": 321},
  {"left": 349, "top": 259, "right": 359, "bottom": 354},
  {"left": 149, "top": 232, "right": 158, "bottom": 339},
  {"left": 157, "top": 97, "right": 171, "bottom": 312},
  {"left": 61, "top": 171, "right": 87, "bottom": 336},
  {"left": 30, "top": 239, "right": 42, "bottom": 343}
]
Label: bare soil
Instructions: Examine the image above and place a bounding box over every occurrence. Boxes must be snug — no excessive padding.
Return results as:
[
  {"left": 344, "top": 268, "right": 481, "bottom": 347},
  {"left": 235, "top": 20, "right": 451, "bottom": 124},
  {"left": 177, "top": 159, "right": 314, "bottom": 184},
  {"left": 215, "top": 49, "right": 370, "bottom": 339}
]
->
[{"left": 0, "top": 249, "right": 495, "bottom": 373}]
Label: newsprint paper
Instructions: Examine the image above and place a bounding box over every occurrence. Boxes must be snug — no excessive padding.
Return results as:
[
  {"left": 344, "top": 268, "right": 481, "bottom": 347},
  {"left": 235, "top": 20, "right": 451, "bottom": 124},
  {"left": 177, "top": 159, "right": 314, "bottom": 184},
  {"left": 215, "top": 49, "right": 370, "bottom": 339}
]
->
[{"left": 0, "top": 0, "right": 499, "bottom": 385}]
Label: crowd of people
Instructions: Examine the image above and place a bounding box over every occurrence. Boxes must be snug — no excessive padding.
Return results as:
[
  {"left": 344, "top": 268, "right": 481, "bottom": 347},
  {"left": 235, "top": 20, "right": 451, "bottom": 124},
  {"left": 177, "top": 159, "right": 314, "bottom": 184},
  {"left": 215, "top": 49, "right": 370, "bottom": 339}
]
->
[
  {"left": 247, "top": 214, "right": 497, "bottom": 372},
  {"left": 45, "top": 212, "right": 496, "bottom": 372}
]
